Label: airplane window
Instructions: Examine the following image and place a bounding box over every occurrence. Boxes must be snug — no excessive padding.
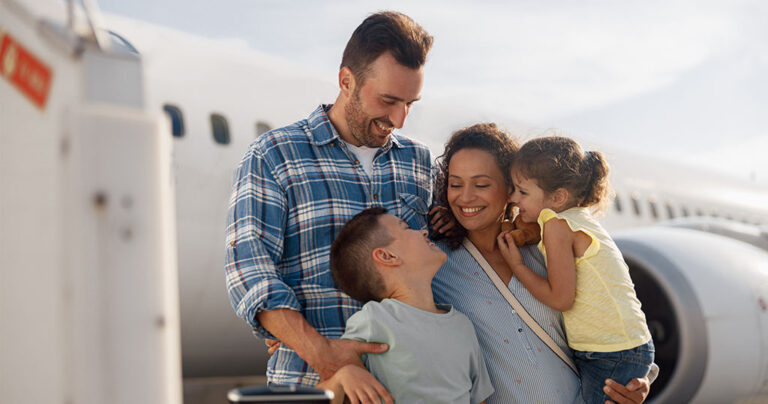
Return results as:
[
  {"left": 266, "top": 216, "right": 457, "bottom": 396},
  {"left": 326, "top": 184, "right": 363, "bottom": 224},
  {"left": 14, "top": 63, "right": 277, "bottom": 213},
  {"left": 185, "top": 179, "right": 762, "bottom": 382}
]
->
[
  {"left": 613, "top": 193, "right": 623, "bottom": 213},
  {"left": 255, "top": 121, "right": 272, "bottom": 138},
  {"left": 163, "top": 104, "right": 185, "bottom": 137},
  {"left": 631, "top": 195, "right": 641, "bottom": 217},
  {"left": 648, "top": 200, "right": 659, "bottom": 219},
  {"left": 665, "top": 203, "right": 675, "bottom": 219},
  {"left": 211, "top": 113, "right": 231, "bottom": 145}
]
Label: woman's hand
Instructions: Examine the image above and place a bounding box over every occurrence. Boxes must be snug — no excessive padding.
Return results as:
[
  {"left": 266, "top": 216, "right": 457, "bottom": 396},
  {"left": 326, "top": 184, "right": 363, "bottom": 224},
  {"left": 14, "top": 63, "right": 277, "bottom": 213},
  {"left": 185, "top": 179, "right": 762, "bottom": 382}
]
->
[{"left": 603, "top": 377, "right": 650, "bottom": 404}]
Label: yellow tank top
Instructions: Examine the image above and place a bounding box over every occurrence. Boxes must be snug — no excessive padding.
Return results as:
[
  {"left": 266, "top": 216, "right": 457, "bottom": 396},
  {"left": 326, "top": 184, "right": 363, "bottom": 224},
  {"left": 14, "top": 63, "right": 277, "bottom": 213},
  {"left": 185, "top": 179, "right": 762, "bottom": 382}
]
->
[{"left": 537, "top": 207, "right": 652, "bottom": 352}]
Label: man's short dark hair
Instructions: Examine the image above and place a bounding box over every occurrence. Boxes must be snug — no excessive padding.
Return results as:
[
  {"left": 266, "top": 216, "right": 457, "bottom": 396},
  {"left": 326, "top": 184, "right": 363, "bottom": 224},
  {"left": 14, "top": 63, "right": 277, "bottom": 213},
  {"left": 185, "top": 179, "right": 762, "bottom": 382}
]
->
[
  {"left": 330, "top": 207, "right": 392, "bottom": 303},
  {"left": 341, "top": 11, "right": 433, "bottom": 84}
]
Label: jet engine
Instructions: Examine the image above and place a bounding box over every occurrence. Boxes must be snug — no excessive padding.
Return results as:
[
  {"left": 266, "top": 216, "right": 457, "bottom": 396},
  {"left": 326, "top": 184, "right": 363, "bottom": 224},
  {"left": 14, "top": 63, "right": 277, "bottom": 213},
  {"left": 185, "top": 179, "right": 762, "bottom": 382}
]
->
[{"left": 614, "top": 227, "right": 768, "bottom": 403}]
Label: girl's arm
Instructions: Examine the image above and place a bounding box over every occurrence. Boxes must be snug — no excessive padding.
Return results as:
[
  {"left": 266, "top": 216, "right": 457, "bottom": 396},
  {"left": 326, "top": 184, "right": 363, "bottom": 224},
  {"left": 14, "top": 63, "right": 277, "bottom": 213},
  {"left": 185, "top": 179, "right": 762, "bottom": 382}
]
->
[{"left": 497, "top": 218, "right": 577, "bottom": 311}]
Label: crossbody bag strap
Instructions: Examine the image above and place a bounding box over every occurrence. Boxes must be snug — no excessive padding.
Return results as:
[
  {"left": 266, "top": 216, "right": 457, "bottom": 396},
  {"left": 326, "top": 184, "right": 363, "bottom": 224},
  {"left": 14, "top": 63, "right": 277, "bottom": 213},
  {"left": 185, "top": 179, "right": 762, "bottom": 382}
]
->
[{"left": 462, "top": 238, "right": 579, "bottom": 375}]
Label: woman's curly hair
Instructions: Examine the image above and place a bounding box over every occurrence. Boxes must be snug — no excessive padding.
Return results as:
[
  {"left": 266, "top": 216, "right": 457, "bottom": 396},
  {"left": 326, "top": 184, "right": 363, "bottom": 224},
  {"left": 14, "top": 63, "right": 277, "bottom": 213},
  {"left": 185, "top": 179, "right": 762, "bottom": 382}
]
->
[{"left": 433, "top": 123, "right": 520, "bottom": 250}]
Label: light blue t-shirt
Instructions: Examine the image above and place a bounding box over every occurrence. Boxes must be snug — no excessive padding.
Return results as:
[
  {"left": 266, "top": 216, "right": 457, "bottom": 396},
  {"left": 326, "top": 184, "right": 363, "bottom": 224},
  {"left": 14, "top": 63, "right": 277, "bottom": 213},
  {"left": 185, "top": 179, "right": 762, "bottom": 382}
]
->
[{"left": 342, "top": 299, "right": 494, "bottom": 404}]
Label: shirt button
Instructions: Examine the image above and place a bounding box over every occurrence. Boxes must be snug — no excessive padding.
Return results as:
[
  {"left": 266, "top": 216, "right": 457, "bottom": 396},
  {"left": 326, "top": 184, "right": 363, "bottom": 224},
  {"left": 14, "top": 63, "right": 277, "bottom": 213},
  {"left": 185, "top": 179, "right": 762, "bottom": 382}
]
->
[
  {"left": 518, "top": 328, "right": 523, "bottom": 332},
  {"left": 354, "top": 160, "right": 360, "bottom": 165},
  {"left": 373, "top": 194, "right": 379, "bottom": 200}
]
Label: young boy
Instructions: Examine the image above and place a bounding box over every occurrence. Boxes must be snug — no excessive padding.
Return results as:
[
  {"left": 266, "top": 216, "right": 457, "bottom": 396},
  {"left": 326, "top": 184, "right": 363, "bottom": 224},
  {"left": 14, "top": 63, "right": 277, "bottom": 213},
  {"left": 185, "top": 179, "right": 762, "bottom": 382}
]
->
[{"left": 322, "top": 207, "right": 493, "bottom": 404}]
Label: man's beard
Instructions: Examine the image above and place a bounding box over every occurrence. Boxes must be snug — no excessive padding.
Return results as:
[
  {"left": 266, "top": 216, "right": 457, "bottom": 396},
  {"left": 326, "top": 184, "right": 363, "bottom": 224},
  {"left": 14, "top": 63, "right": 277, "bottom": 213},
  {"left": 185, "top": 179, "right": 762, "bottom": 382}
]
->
[{"left": 343, "top": 89, "right": 387, "bottom": 147}]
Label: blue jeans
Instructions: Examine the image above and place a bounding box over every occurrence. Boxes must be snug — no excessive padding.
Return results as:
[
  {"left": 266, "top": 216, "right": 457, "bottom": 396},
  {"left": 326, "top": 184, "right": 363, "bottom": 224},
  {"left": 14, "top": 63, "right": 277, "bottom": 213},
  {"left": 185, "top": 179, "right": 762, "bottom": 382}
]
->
[{"left": 574, "top": 340, "right": 655, "bottom": 404}]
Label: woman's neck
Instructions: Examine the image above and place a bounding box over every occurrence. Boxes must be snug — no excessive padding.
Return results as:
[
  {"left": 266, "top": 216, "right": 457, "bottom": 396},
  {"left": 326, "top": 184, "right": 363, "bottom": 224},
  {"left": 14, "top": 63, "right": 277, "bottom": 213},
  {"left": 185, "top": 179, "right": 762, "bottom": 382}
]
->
[{"left": 467, "top": 222, "right": 503, "bottom": 254}]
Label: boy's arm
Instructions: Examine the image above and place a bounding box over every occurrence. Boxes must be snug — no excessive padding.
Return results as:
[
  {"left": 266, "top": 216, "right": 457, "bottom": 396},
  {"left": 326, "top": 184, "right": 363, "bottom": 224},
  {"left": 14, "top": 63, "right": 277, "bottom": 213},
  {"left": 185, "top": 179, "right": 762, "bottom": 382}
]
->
[
  {"left": 316, "top": 365, "right": 393, "bottom": 404},
  {"left": 497, "top": 219, "right": 577, "bottom": 311}
]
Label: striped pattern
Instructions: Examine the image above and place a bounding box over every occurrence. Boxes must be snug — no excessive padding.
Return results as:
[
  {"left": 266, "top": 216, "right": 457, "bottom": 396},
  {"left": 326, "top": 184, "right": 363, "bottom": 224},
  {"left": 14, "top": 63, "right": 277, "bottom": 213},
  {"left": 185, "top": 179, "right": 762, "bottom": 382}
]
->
[
  {"left": 432, "top": 241, "right": 583, "bottom": 404},
  {"left": 225, "top": 105, "right": 434, "bottom": 385}
]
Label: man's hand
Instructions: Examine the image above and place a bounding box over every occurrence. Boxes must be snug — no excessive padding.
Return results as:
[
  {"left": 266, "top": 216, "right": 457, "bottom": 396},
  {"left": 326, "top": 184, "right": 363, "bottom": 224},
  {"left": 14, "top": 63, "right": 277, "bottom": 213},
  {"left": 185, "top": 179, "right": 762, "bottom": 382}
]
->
[
  {"left": 317, "top": 365, "right": 393, "bottom": 404},
  {"left": 309, "top": 338, "right": 388, "bottom": 381},
  {"left": 257, "top": 309, "right": 387, "bottom": 381},
  {"left": 603, "top": 376, "right": 650, "bottom": 404},
  {"left": 264, "top": 338, "right": 280, "bottom": 355}
]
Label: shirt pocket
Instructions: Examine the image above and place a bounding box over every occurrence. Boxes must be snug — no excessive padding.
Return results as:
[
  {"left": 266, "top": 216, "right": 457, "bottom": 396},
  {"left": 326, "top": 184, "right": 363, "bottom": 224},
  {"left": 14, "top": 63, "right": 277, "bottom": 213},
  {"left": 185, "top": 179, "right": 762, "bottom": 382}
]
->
[{"left": 398, "top": 193, "right": 429, "bottom": 230}]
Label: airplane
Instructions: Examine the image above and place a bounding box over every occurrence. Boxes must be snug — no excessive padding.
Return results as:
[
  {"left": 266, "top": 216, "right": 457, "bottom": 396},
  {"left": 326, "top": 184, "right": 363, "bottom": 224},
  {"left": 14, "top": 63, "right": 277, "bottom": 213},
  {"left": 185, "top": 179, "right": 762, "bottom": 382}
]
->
[{"left": 2, "top": 1, "right": 767, "bottom": 403}]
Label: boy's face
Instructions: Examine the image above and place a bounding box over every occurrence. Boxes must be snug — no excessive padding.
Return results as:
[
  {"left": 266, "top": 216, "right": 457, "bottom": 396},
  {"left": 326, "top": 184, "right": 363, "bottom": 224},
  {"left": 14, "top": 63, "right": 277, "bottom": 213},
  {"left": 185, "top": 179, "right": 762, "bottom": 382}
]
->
[{"left": 378, "top": 214, "right": 446, "bottom": 273}]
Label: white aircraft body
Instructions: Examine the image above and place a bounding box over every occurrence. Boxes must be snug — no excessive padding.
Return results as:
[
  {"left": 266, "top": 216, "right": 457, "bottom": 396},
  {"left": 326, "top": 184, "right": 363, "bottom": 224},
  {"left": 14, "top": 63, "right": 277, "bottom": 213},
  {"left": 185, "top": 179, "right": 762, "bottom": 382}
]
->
[{"left": 2, "top": 1, "right": 768, "bottom": 403}]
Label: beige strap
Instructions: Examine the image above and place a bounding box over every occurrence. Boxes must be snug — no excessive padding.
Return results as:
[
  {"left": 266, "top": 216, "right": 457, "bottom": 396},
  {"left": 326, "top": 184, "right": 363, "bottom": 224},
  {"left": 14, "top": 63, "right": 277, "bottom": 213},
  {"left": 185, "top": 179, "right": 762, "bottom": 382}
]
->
[{"left": 462, "top": 238, "right": 579, "bottom": 375}]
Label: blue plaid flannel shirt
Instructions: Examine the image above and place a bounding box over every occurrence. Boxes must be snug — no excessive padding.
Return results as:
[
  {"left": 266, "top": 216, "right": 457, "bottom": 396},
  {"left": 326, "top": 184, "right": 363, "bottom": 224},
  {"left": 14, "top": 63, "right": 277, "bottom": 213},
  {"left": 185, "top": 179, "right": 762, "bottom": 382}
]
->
[{"left": 225, "top": 105, "right": 435, "bottom": 385}]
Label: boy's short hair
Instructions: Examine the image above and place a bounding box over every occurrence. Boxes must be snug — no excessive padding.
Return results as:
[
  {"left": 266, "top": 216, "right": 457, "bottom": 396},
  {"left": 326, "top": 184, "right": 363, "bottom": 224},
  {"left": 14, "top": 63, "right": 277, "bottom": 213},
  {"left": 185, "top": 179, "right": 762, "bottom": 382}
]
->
[{"left": 330, "top": 207, "right": 393, "bottom": 303}]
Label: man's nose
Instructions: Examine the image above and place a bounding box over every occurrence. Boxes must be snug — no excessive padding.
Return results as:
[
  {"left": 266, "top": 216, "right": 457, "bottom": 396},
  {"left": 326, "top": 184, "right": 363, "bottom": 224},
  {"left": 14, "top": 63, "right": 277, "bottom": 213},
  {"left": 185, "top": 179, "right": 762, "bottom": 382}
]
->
[{"left": 389, "top": 104, "right": 408, "bottom": 129}]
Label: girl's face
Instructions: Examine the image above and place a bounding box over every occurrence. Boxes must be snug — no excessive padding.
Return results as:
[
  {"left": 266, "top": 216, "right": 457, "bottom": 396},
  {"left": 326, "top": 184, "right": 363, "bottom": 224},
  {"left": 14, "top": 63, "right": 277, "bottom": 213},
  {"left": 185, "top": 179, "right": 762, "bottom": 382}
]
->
[
  {"left": 446, "top": 148, "right": 512, "bottom": 234},
  {"left": 510, "top": 170, "right": 554, "bottom": 223}
]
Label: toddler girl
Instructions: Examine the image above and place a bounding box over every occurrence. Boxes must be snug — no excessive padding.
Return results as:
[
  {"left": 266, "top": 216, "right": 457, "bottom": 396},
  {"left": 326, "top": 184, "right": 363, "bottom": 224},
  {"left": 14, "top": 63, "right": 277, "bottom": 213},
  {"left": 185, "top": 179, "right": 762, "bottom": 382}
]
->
[{"left": 497, "top": 136, "right": 654, "bottom": 404}]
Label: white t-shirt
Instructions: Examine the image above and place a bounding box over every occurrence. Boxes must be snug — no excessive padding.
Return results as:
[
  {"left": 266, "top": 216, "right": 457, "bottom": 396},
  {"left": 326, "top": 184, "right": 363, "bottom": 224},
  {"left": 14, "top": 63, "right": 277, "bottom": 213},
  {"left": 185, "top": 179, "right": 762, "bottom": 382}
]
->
[{"left": 341, "top": 139, "right": 378, "bottom": 178}]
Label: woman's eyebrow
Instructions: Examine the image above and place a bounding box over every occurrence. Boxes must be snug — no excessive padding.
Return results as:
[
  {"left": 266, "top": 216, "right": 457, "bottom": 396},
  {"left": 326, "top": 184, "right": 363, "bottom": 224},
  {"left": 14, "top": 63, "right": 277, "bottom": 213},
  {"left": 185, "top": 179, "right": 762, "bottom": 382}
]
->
[{"left": 448, "top": 174, "right": 492, "bottom": 179}]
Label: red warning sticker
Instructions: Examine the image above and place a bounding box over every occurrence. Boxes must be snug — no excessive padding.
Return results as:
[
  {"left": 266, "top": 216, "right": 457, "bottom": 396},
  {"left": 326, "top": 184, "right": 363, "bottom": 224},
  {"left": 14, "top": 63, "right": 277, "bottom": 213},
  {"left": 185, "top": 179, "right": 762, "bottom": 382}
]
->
[{"left": 1, "top": 30, "right": 53, "bottom": 109}]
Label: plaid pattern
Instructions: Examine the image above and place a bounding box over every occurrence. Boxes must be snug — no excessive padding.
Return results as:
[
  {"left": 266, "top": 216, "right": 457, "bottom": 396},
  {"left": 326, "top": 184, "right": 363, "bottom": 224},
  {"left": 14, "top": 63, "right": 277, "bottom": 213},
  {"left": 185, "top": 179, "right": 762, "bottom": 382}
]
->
[{"left": 225, "top": 105, "right": 434, "bottom": 385}]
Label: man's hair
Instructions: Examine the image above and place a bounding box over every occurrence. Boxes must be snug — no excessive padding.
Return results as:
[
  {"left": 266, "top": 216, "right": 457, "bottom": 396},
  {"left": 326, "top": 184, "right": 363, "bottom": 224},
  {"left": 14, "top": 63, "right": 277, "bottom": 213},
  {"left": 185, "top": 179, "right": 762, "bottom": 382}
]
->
[
  {"left": 330, "top": 207, "right": 393, "bottom": 303},
  {"left": 341, "top": 11, "right": 433, "bottom": 84}
]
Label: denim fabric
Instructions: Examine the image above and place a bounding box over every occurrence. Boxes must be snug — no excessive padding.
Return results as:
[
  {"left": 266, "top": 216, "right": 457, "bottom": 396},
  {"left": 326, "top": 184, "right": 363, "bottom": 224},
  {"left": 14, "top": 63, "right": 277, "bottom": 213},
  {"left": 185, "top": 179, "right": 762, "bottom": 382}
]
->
[{"left": 574, "top": 340, "right": 655, "bottom": 404}]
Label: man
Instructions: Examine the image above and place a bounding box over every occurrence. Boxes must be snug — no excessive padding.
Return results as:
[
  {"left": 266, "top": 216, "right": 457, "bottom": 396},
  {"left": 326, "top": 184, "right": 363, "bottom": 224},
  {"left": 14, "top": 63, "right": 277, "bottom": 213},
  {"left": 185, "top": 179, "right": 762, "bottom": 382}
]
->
[{"left": 225, "top": 11, "right": 434, "bottom": 387}]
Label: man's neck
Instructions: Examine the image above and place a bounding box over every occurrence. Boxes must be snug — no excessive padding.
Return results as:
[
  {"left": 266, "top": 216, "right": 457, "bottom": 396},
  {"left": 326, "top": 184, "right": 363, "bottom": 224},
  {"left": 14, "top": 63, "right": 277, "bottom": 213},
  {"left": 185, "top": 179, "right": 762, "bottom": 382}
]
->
[{"left": 327, "top": 99, "right": 357, "bottom": 146}]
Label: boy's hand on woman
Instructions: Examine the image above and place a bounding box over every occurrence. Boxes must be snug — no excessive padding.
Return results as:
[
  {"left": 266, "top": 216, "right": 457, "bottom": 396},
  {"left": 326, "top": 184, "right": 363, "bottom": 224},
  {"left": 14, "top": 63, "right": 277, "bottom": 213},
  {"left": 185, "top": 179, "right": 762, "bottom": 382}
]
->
[{"left": 429, "top": 206, "right": 457, "bottom": 236}]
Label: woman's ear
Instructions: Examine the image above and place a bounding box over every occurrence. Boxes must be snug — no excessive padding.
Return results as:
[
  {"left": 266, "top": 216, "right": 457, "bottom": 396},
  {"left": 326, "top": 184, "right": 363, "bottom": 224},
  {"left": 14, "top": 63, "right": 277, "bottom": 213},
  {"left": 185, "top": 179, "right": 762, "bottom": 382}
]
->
[{"left": 371, "top": 247, "right": 401, "bottom": 267}]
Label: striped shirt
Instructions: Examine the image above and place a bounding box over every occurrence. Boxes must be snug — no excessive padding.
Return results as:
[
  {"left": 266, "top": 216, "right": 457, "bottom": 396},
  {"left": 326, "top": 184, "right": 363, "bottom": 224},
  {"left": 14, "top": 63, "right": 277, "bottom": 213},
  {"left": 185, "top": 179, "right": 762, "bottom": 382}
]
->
[
  {"left": 431, "top": 240, "right": 584, "bottom": 404},
  {"left": 225, "top": 104, "right": 434, "bottom": 385}
]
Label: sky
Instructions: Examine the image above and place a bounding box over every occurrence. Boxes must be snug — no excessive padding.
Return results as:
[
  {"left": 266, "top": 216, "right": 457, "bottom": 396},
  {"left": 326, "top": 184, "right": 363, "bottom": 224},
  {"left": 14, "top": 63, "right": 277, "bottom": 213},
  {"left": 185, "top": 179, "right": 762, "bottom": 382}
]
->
[{"left": 98, "top": 0, "right": 768, "bottom": 186}]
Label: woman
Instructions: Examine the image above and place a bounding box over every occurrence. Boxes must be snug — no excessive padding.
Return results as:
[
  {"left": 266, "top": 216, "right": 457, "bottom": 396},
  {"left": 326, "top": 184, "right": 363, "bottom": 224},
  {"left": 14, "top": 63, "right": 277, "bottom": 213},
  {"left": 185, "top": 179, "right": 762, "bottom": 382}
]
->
[{"left": 430, "top": 123, "right": 653, "bottom": 403}]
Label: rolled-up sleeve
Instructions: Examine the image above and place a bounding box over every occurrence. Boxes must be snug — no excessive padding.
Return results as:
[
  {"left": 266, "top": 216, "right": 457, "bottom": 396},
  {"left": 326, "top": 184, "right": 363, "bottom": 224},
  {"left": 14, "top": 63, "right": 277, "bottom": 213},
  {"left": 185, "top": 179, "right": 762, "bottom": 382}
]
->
[{"left": 225, "top": 145, "right": 301, "bottom": 338}]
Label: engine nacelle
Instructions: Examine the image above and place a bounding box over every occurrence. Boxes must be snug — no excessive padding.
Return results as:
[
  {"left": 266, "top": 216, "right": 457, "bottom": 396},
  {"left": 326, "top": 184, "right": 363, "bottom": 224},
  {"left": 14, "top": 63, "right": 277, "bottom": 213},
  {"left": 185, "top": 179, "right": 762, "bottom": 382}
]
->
[{"left": 614, "top": 227, "right": 768, "bottom": 403}]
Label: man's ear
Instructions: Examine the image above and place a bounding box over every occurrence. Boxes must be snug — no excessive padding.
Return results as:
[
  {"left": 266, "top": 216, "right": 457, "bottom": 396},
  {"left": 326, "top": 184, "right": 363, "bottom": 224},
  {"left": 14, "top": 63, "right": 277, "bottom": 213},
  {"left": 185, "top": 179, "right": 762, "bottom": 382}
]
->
[
  {"left": 338, "top": 66, "right": 355, "bottom": 98},
  {"left": 371, "top": 247, "right": 401, "bottom": 267},
  {"left": 550, "top": 188, "right": 570, "bottom": 210}
]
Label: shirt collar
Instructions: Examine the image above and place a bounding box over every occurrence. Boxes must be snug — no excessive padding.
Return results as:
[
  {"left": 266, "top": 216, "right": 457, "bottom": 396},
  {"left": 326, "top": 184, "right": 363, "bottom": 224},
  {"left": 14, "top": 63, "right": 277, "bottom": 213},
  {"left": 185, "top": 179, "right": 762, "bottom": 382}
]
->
[{"left": 308, "top": 104, "right": 404, "bottom": 150}]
